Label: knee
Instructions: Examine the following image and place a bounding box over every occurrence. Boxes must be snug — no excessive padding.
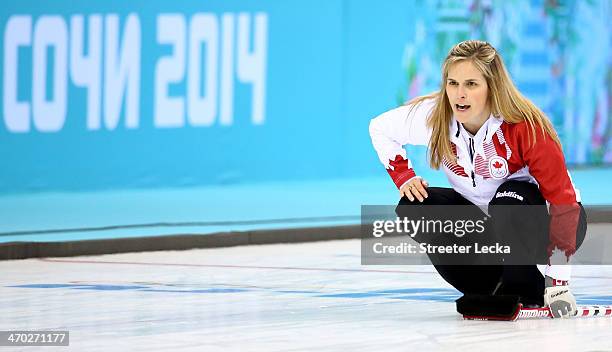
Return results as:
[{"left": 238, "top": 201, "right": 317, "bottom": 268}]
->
[
  {"left": 395, "top": 195, "right": 421, "bottom": 218},
  {"left": 395, "top": 189, "right": 442, "bottom": 218},
  {"left": 397, "top": 195, "right": 416, "bottom": 207}
]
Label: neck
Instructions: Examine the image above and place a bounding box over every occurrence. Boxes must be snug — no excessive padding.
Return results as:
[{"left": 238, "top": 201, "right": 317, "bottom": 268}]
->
[
  {"left": 462, "top": 108, "right": 491, "bottom": 135},
  {"left": 462, "top": 120, "right": 485, "bottom": 135}
]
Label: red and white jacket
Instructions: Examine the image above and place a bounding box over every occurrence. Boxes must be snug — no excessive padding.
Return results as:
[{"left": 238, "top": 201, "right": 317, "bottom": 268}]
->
[{"left": 369, "top": 98, "right": 582, "bottom": 280}]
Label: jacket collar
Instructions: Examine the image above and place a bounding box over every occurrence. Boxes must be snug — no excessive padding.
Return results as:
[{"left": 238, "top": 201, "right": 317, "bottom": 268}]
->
[{"left": 450, "top": 114, "right": 503, "bottom": 144}]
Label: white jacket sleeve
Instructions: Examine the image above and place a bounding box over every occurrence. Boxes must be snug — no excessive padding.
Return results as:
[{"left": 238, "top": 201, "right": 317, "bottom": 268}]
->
[{"left": 369, "top": 98, "right": 434, "bottom": 188}]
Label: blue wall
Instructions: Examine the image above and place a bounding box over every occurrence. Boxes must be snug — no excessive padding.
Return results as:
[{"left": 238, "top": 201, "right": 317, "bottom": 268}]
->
[{"left": 1, "top": 0, "right": 610, "bottom": 192}]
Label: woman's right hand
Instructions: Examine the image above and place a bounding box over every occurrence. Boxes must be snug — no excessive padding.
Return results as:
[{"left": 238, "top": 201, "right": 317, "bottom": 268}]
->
[{"left": 400, "top": 177, "right": 429, "bottom": 202}]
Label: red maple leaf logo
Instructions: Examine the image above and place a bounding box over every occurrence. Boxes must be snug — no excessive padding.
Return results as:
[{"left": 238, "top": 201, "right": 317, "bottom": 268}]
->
[{"left": 493, "top": 161, "right": 503, "bottom": 169}]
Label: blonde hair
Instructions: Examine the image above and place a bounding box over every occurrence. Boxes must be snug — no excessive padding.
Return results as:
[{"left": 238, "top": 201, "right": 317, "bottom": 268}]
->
[{"left": 408, "top": 40, "right": 561, "bottom": 169}]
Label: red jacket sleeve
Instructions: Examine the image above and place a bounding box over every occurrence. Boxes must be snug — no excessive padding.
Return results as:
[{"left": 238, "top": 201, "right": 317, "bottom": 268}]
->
[
  {"left": 510, "top": 122, "right": 580, "bottom": 257},
  {"left": 387, "top": 155, "right": 417, "bottom": 189}
]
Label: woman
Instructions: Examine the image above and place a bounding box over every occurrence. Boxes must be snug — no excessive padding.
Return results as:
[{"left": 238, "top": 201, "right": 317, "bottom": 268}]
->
[{"left": 369, "top": 40, "right": 586, "bottom": 318}]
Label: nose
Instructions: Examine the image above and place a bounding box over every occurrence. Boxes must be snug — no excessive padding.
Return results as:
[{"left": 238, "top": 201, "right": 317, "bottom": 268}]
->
[{"left": 457, "top": 85, "right": 467, "bottom": 99}]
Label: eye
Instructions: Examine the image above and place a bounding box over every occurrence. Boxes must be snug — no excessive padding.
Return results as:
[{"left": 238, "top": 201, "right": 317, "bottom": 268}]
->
[
  {"left": 447, "top": 81, "right": 458, "bottom": 86},
  {"left": 467, "top": 81, "right": 477, "bottom": 87}
]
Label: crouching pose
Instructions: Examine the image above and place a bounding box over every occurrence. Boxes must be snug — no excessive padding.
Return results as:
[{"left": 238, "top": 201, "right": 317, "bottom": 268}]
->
[{"left": 369, "top": 40, "right": 586, "bottom": 318}]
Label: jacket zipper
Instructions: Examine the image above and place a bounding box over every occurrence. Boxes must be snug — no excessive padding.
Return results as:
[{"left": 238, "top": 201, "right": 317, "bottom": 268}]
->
[{"left": 468, "top": 138, "right": 476, "bottom": 187}]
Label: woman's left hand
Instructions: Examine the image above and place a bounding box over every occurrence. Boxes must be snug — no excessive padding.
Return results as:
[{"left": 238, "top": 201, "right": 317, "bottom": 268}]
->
[{"left": 399, "top": 177, "right": 429, "bottom": 202}]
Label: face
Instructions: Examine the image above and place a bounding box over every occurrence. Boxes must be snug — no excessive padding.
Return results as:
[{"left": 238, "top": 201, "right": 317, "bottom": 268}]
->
[{"left": 446, "top": 60, "right": 491, "bottom": 130}]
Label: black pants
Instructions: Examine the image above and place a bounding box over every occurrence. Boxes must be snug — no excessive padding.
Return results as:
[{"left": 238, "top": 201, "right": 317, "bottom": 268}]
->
[{"left": 395, "top": 180, "right": 587, "bottom": 305}]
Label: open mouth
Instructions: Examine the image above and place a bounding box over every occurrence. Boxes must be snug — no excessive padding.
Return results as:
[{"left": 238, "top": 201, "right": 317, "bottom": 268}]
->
[{"left": 456, "top": 104, "right": 471, "bottom": 112}]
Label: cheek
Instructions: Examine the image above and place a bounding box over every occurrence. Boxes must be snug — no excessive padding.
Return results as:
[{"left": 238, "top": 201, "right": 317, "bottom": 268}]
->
[{"left": 475, "top": 88, "right": 488, "bottom": 106}]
